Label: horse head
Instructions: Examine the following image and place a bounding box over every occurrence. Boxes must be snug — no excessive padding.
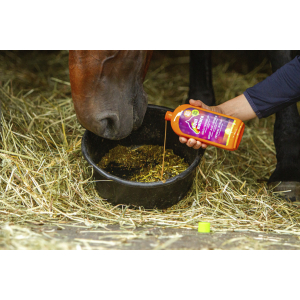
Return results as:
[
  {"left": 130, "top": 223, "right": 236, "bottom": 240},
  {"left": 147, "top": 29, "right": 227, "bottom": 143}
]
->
[{"left": 69, "top": 50, "right": 153, "bottom": 139}]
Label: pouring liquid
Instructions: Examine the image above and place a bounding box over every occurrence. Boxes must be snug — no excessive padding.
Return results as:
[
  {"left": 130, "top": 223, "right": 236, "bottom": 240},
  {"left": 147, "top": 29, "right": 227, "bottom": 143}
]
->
[{"left": 160, "top": 120, "right": 167, "bottom": 183}]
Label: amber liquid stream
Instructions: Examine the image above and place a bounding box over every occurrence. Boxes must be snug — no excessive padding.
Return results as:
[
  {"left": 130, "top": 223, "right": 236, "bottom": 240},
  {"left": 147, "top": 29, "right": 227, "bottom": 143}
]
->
[{"left": 160, "top": 120, "right": 167, "bottom": 182}]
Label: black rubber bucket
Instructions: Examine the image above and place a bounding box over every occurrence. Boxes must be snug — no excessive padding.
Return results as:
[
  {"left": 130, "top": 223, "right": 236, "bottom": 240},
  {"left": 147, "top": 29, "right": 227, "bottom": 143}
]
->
[{"left": 81, "top": 104, "right": 203, "bottom": 209}]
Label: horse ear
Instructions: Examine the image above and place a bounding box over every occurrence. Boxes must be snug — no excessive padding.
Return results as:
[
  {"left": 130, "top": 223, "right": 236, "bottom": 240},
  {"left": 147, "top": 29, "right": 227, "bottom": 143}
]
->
[{"left": 142, "top": 50, "right": 153, "bottom": 81}]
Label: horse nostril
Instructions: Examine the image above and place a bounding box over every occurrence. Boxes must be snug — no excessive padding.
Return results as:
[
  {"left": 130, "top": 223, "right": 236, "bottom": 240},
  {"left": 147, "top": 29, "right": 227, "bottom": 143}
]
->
[
  {"left": 96, "top": 113, "right": 120, "bottom": 138},
  {"left": 106, "top": 117, "right": 115, "bottom": 129}
]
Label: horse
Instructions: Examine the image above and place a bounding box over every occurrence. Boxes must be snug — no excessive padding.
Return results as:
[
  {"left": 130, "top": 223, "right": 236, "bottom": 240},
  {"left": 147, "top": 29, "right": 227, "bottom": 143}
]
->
[{"left": 69, "top": 50, "right": 300, "bottom": 201}]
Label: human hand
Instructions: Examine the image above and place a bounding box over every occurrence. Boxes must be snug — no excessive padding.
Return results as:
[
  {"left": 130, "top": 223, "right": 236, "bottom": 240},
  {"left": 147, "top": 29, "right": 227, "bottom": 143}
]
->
[{"left": 179, "top": 99, "right": 222, "bottom": 150}]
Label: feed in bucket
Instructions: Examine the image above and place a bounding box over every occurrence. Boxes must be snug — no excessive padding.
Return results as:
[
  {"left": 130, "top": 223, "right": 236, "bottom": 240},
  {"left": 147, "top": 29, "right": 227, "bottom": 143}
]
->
[{"left": 97, "top": 144, "right": 189, "bottom": 183}]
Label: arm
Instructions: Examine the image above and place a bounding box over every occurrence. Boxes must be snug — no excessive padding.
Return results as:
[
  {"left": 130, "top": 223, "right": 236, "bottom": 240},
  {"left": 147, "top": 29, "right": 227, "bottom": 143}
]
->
[{"left": 181, "top": 55, "right": 300, "bottom": 150}]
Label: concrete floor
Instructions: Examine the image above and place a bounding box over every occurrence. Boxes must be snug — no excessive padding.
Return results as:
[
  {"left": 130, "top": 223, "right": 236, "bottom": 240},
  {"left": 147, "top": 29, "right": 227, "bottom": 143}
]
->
[{"left": 30, "top": 224, "right": 300, "bottom": 250}]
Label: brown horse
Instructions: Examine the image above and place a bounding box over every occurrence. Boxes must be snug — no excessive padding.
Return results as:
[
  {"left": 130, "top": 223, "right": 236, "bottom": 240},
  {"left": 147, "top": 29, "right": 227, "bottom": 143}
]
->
[{"left": 69, "top": 50, "right": 152, "bottom": 140}]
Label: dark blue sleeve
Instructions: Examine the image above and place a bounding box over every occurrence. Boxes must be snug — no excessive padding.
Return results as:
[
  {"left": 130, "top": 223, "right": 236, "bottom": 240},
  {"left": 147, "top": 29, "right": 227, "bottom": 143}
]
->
[{"left": 243, "top": 55, "right": 300, "bottom": 118}]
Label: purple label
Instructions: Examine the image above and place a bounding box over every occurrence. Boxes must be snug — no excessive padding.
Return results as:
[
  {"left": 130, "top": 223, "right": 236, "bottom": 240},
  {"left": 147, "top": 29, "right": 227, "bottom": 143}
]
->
[{"left": 179, "top": 108, "right": 235, "bottom": 145}]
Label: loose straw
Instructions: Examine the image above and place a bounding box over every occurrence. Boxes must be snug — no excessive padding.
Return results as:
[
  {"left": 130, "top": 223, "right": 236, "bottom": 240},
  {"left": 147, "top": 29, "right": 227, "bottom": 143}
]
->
[{"left": 1, "top": 51, "right": 300, "bottom": 250}]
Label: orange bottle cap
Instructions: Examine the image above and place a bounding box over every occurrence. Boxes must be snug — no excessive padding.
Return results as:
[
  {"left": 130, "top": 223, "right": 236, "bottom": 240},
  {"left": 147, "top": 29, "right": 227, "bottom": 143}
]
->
[{"left": 165, "top": 111, "right": 173, "bottom": 121}]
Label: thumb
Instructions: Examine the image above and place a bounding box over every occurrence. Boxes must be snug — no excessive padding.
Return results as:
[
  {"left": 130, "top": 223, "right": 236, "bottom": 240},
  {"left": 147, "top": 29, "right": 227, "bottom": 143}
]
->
[{"left": 189, "top": 99, "right": 212, "bottom": 111}]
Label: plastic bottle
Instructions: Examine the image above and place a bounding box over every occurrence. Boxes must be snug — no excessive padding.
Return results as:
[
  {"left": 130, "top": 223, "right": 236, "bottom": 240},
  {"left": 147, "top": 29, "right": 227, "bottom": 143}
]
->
[{"left": 165, "top": 104, "right": 245, "bottom": 151}]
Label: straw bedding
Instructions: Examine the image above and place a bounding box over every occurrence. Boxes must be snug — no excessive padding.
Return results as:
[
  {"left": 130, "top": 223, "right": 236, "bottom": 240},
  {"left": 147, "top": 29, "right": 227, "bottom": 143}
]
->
[{"left": 1, "top": 50, "right": 300, "bottom": 249}]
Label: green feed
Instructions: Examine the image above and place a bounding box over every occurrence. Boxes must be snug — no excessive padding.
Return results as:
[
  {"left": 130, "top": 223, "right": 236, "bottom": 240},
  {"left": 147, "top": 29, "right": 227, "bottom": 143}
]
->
[{"left": 98, "top": 145, "right": 189, "bottom": 182}]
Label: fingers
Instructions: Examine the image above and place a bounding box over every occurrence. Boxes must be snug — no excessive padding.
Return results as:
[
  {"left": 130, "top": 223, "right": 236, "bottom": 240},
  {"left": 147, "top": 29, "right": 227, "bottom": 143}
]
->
[
  {"left": 179, "top": 136, "right": 208, "bottom": 149},
  {"left": 201, "top": 143, "right": 208, "bottom": 149},
  {"left": 186, "top": 138, "right": 197, "bottom": 148},
  {"left": 187, "top": 139, "right": 203, "bottom": 150},
  {"left": 179, "top": 137, "right": 188, "bottom": 144},
  {"left": 192, "top": 140, "right": 202, "bottom": 149}
]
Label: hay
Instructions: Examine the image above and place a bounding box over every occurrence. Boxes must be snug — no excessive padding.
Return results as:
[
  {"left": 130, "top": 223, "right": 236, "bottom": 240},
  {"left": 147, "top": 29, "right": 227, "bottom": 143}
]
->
[{"left": 1, "top": 50, "right": 300, "bottom": 249}]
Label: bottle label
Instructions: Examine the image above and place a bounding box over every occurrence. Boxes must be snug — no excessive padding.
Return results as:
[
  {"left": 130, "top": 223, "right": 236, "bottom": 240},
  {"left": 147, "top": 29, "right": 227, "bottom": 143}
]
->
[{"left": 179, "top": 108, "right": 235, "bottom": 146}]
